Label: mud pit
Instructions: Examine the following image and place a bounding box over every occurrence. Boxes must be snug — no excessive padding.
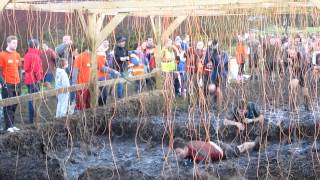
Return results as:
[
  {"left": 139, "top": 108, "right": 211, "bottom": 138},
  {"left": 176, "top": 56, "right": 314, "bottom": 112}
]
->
[{"left": 1, "top": 90, "right": 320, "bottom": 180}]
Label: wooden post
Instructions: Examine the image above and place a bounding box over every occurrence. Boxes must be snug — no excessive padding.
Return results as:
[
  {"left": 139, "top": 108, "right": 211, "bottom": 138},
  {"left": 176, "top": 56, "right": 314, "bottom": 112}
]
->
[
  {"left": 0, "top": 0, "right": 10, "bottom": 10},
  {"left": 87, "top": 13, "right": 99, "bottom": 109},
  {"left": 151, "top": 16, "right": 162, "bottom": 90},
  {"left": 79, "top": 12, "right": 126, "bottom": 109}
]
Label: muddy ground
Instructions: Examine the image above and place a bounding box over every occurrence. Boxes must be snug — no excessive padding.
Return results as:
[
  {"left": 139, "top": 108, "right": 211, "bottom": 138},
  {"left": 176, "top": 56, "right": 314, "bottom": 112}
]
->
[{"left": 0, "top": 87, "right": 320, "bottom": 180}]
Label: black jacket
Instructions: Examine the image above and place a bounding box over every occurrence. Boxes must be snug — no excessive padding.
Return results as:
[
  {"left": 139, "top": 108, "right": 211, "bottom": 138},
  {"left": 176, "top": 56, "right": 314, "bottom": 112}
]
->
[{"left": 114, "top": 46, "right": 128, "bottom": 72}]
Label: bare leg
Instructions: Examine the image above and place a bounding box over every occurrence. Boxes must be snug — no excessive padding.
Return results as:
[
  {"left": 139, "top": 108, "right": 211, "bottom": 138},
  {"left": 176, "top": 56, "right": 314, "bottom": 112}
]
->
[
  {"left": 289, "top": 78, "right": 299, "bottom": 112},
  {"left": 237, "top": 141, "right": 256, "bottom": 153},
  {"left": 215, "top": 87, "right": 223, "bottom": 110},
  {"left": 302, "top": 87, "right": 311, "bottom": 111}
]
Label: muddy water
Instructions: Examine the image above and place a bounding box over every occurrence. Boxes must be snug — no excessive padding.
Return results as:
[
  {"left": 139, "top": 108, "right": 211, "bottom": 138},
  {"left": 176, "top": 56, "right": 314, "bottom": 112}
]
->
[
  {"left": 1, "top": 91, "right": 320, "bottom": 180},
  {"left": 52, "top": 106, "right": 320, "bottom": 180}
]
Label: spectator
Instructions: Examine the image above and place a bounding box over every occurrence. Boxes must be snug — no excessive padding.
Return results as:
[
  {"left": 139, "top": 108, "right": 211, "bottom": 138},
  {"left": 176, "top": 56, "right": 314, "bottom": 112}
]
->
[
  {"left": 55, "top": 36, "right": 76, "bottom": 112},
  {"left": 114, "top": 35, "right": 129, "bottom": 98},
  {"left": 55, "top": 58, "right": 70, "bottom": 118},
  {"left": 236, "top": 37, "right": 247, "bottom": 76},
  {"left": 24, "top": 39, "right": 43, "bottom": 125},
  {"left": 145, "top": 36, "right": 157, "bottom": 89},
  {"left": 173, "top": 36, "right": 186, "bottom": 97},
  {"left": 55, "top": 35, "right": 73, "bottom": 72},
  {"left": 0, "top": 35, "right": 22, "bottom": 132},
  {"left": 40, "top": 43, "right": 57, "bottom": 88},
  {"left": 72, "top": 46, "right": 91, "bottom": 110},
  {"left": 97, "top": 41, "right": 120, "bottom": 105},
  {"left": 128, "top": 47, "right": 145, "bottom": 93}
]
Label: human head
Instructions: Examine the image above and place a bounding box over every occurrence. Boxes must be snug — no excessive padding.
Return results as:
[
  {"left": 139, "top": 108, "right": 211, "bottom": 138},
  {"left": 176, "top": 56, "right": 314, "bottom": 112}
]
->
[
  {"left": 196, "top": 41, "right": 204, "bottom": 50},
  {"left": 164, "top": 38, "right": 173, "bottom": 48},
  {"left": 42, "top": 43, "right": 49, "bottom": 51},
  {"left": 116, "top": 36, "right": 126, "bottom": 47},
  {"left": 294, "top": 34, "right": 301, "bottom": 46},
  {"left": 270, "top": 38, "right": 276, "bottom": 45},
  {"left": 141, "top": 41, "right": 147, "bottom": 50},
  {"left": 102, "top": 40, "right": 109, "bottom": 51},
  {"left": 6, "top": 35, "right": 18, "bottom": 51},
  {"left": 28, "top": 39, "right": 39, "bottom": 49},
  {"left": 58, "top": 58, "right": 68, "bottom": 69},
  {"left": 236, "top": 98, "right": 248, "bottom": 117},
  {"left": 173, "top": 138, "right": 188, "bottom": 159},
  {"left": 175, "top": 36, "right": 182, "bottom": 46},
  {"left": 211, "top": 39, "right": 218, "bottom": 49},
  {"left": 146, "top": 36, "right": 154, "bottom": 47},
  {"left": 63, "top": 35, "right": 72, "bottom": 44},
  {"left": 183, "top": 34, "right": 190, "bottom": 43}
]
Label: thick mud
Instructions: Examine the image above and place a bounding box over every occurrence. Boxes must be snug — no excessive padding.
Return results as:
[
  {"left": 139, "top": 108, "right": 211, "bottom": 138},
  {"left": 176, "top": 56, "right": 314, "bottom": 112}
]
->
[{"left": 0, "top": 90, "right": 320, "bottom": 179}]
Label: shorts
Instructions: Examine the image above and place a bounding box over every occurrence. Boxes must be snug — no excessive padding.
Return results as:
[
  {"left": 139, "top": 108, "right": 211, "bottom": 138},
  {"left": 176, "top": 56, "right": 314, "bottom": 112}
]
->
[
  {"left": 249, "top": 54, "right": 259, "bottom": 69},
  {"left": 44, "top": 73, "right": 54, "bottom": 83},
  {"left": 265, "top": 62, "right": 275, "bottom": 73},
  {"left": 217, "top": 141, "right": 240, "bottom": 159}
]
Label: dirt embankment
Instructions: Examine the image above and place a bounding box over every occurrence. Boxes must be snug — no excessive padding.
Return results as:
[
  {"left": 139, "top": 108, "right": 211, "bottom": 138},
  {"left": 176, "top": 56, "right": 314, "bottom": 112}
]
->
[{"left": 1, "top": 90, "right": 320, "bottom": 179}]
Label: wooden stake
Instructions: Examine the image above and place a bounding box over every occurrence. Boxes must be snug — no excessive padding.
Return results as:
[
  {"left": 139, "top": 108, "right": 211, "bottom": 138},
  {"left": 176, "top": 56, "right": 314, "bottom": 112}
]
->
[{"left": 161, "top": 16, "right": 187, "bottom": 42}]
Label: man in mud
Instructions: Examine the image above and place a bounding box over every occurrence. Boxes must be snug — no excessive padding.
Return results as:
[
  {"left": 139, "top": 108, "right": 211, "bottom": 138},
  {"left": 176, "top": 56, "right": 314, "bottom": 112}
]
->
[
  {"left": 287, "top": 34, "right": 311, "bottom": 111},
  {"left": 173, "top": 137, "right": 259, "bottom": 164},
  {"left": 223, "top": 98, "right": 264, "bottom": 131}
]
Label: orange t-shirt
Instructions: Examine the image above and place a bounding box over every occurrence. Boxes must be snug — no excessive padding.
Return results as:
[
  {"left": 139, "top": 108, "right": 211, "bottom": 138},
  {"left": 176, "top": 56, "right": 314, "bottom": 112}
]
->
[
  {"left": 236, "top": 43, "right": 247, "bottom": 64},
  {"left": 0, "top": 51, "right": 21, "bottom": 84},
  {"left": 74, "top": 52, "right": 91, "bottom": 84},
  {"left": 96, "top": 55, "right": 109, "bottom": 79}
]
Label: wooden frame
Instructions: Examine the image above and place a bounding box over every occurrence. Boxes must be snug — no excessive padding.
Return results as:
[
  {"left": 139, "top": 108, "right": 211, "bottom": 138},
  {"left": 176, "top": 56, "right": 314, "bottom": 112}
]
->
[{"left": 0, "top": 0, "right": 319, "bottom": 109}]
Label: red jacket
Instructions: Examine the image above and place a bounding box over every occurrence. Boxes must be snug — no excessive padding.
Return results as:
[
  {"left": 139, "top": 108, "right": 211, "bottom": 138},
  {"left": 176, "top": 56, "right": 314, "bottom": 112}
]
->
[{"left": 24, "top": 48, "right": 43, "bottom": 84}]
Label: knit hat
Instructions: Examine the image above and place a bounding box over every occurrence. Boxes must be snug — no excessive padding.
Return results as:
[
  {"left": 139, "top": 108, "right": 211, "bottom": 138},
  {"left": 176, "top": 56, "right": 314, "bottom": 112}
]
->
[
  {"left": 116, "top": 36, "right": 127, "bottom": 42},
  {"left": 28, "top": 39, "right": 39, "bottom": 48}
]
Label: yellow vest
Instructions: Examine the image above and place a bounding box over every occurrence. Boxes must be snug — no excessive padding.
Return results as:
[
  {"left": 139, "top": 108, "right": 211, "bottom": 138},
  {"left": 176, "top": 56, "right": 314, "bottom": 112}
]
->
[{"left": 160, "top": 48, "right": 176, "bottom": 72}]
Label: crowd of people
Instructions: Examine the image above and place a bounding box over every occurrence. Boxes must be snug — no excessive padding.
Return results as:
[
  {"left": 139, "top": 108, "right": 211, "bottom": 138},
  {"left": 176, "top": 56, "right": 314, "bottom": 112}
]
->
[
  {"left": 0, "top": 31, "right": 319, "bottom": 138},
  {"left": 0, "top": 35, "right": 158, "bottom": 132}
]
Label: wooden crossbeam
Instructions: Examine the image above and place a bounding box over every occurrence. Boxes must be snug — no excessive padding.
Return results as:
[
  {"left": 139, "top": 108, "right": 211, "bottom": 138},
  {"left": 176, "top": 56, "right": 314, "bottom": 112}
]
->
[
  {"left": 95, "top": 13, "right": 127, "bottom": 48},
  {"left": 0, "top": 71, "right": 158, "bottom": 107},
  {"left": 0, "top": 0, "right": 11, "bottom": 11},
  {"left": 161, "top": 16, "right": 187, "bottom": 41},
  {"left": 310, "top": 0, "right": 320, "bottom": 8},
  {"left": 7, "top": 0, "right": 293, "bottom": 11},
  {"left": 5, "top": 0, "right": 315, "bottom": 16}
]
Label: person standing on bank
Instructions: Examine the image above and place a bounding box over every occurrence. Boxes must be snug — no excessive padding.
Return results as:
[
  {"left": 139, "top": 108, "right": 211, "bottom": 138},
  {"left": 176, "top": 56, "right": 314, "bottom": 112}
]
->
[
  {"left": 24, "top": 39, "right": 43, "bottom": 125},
  {"left": 114, "top": 36, "right": 129, "bottom": 98},
  {"left": 0, "top": 36, "right": 22, "bottom": 132},
  {"left": 55, "top": 58, "right": 70, "bottom": 118},
  {"left": 40, "top": 43, "right": 57, "bottom": 88}
]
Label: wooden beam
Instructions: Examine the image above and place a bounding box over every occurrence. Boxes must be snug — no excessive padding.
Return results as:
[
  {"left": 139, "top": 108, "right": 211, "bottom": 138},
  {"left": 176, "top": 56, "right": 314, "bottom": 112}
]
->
[
  {"left": 5, "top": 1, "right": 316, "bottom": 17},
  {"left": 95, "top": 13, "right": 127, "bottom": 48},
  {"left": 0, "top": 0, "right": 11, "bottom": 11},
  {"left": 6, "top": 0, "right": 291, "bottom": 11},
  {"left": 87, "top": 13, "right": 99, "bottom": 109},
  {"left": 6, "top": 0, "right": 313, "bottom": 14},
  {"left": 153, "top": 16, "right": 162, "bottom": 90},
  {"left": 310, "top": 0, "right": 320, "bottom": 8},
  {"left": 0, "top": 71, "right": 158, "bottom": 107},
  {"left": 161, "top": 16, "right": 187, "bottom": 42}
]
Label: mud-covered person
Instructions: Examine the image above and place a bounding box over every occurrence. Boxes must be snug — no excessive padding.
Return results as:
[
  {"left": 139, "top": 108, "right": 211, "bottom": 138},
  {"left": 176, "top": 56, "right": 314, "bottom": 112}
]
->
[
  {"left": 220, "top": 98, "right": 265, "bottom": 141},
  {"left": 173, "top": 137, "right": 259, "bottom": 165}
]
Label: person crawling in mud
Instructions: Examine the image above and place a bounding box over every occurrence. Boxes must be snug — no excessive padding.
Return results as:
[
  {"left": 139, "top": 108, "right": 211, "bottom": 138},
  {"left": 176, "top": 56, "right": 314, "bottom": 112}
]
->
[
  {"left": 173, "top": 137, "right": 259, "bottom": 164},
  {"left": 223, "top": 98, "right": 264, "bottom": 131}
]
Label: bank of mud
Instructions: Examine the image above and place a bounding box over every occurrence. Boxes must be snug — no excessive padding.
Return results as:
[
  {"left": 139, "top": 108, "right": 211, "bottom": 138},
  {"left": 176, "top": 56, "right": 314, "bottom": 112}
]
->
[{"left": 0, "top": 90, "right": 320, "bottom": 180}]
